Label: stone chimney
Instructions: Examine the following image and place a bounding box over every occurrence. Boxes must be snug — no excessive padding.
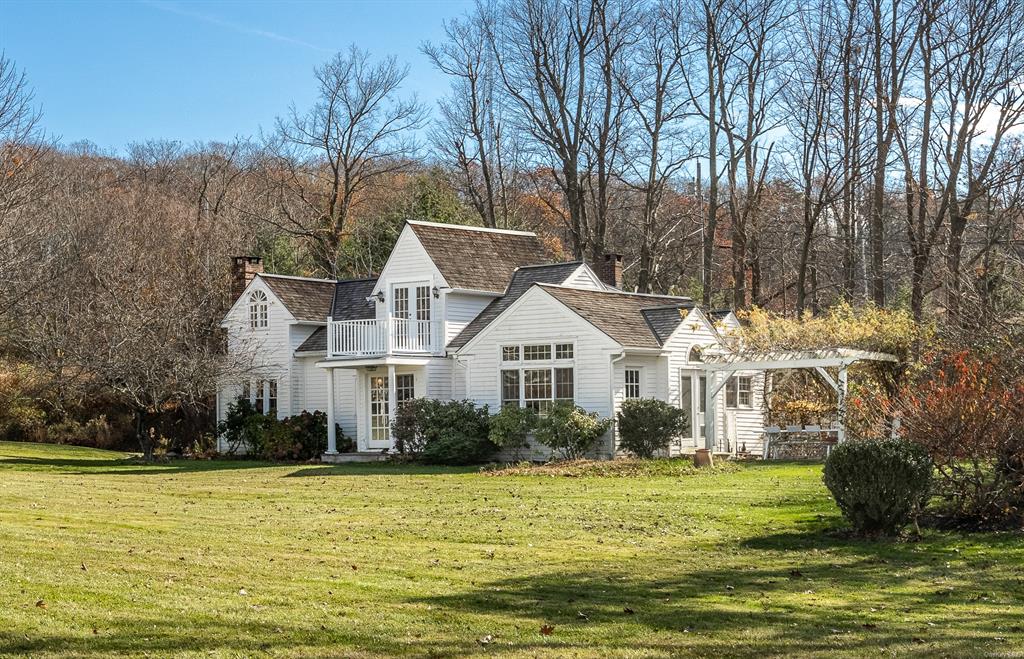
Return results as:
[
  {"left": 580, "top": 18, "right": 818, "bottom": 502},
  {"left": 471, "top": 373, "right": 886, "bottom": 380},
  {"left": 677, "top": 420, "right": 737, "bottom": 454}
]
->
[
  {"left": 598, "top": 253, "right": 623, "bottom": 289},
  {"left": 231, "top": 256, "right": 264, "bottom": 299}
]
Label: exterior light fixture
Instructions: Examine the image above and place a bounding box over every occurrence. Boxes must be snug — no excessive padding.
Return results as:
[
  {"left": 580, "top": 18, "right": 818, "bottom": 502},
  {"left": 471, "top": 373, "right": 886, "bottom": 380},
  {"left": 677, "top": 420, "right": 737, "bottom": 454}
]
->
[
  {"left": 375, "top": 291, "right": 385, "bottom": 303},
  {"left": 432, "top": 286, "right": 440, "bottom": 299}
]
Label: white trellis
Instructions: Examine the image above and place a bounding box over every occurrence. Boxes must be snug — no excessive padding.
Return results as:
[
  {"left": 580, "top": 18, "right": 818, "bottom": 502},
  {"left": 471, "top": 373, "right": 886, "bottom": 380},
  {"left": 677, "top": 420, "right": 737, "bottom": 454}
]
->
[{"left": 700, "top": 348, "right": 898, "bottom": 452}]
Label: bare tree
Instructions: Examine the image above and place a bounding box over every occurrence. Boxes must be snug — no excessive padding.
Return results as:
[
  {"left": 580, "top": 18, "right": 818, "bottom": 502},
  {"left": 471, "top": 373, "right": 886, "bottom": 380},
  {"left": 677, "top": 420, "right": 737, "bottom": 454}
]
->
[
  {"left": 423, "top": 11, "right": 525, "bottom": 229},
  {"left": 257, "top": 46, "right": 426, "bottom": 276},
  {"left": 0, "top": 54, "right": 53, "bottom": 311},
  {"left": 618, "top": 0, "right": 698, "bottom": 292}
]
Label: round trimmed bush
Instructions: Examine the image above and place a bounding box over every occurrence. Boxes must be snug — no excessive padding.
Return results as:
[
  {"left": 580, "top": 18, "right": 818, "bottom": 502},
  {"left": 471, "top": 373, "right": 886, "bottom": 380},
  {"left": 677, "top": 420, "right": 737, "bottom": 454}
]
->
[
  {"left": 823, "top": 438, "right": 933, "bottom": 536},
  {"left": 616, "top": 398, "right": 688, "bottom": 458},
  {"left": 534, "top": 403, "right": 612, "bottom": 461}
]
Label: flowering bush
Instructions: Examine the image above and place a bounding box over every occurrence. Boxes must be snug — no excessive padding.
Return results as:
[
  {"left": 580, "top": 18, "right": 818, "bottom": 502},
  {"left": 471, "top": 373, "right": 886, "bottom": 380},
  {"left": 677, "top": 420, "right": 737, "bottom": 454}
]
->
[{"left": 534, "top": 403, "right": 612, "bottom": 461}]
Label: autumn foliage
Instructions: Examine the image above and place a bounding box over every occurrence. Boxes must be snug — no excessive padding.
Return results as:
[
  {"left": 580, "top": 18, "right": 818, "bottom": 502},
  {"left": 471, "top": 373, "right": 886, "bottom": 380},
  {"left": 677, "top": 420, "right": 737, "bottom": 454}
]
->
[{"left": 896, "top": 350, "right": 1024, "bottom": 527}]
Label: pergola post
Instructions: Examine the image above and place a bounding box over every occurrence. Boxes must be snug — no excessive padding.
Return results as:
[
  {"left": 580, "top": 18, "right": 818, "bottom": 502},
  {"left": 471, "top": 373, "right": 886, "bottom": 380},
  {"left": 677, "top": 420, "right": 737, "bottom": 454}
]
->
[
  {"left": 325, "top": 369, "right": 337, "bottom": 455},
  {"left": 836, "top": 364, "right": 849, "bottom": 443},
  {"left": 703, "top": 367, "right": 716, "bottom": 451}
]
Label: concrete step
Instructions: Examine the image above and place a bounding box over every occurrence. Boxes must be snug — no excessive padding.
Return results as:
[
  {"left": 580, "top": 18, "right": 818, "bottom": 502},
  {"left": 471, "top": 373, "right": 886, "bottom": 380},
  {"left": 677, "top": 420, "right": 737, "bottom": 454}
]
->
[{"left": 321, "top": 452, "right": 389, "bottom": 464}]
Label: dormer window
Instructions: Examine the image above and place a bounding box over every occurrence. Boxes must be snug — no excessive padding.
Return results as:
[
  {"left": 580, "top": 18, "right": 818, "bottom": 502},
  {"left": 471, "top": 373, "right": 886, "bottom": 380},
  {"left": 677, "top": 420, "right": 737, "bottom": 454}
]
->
[{"left": 249, "top": 290, "right": 268, "bottom": 329}]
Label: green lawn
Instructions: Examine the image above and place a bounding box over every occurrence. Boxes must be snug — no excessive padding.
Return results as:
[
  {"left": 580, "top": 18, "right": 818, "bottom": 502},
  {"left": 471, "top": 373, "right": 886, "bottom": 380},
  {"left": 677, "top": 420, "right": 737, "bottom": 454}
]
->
[{"left": 1, "top": 441, "right": 1022, "bottom": 658}]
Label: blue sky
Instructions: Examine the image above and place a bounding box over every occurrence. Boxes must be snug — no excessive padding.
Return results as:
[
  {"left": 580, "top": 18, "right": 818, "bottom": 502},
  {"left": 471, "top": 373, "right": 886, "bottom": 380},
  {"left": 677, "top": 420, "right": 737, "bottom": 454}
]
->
[{"left": 2, "top": 1, "right": 475, "bottom": 150}]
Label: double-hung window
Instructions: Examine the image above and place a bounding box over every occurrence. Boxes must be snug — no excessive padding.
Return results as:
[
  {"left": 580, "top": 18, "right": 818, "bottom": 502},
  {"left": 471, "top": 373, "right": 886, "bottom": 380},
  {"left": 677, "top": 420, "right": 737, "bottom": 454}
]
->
[
  {"left": 624, "top": 368, "right": 642, "bottom": 399},
  {"left": 500, "top": 342, "right": 575, "bottom": 413},
  {"left": 725, "top": 375, "right": 753, "bottom": 409}
]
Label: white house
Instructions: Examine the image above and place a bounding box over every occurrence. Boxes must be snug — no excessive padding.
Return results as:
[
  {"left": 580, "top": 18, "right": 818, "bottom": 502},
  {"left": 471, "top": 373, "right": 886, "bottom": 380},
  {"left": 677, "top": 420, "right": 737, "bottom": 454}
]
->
[{"left": 218, "top": 220, "right": 768, "bottom": 460}]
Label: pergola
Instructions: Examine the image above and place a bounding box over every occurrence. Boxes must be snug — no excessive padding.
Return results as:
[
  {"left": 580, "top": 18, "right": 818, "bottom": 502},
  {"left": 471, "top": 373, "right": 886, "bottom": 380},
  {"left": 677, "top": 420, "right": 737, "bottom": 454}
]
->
[{"left": 700, "top": 347, "right": 898, "bottom": 451}]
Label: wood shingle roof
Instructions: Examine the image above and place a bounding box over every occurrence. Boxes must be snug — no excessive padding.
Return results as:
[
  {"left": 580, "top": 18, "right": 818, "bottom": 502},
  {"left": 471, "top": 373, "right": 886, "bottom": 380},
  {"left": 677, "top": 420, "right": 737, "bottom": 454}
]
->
[
  {"left": 407, "top": 221, "right": 549, "bottom": 293},
  {"left": 538, "top": 285, "right": 694, "bottom": 349}
]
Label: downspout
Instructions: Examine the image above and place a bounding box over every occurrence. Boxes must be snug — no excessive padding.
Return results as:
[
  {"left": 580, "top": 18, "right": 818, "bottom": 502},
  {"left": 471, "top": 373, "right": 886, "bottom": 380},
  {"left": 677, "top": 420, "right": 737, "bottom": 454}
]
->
[
  {"left": 451, "top": 353, "right": 470, "bottom": 401},
  {"left": 608, "top": 350, "right": 626, "bottom": 458}
]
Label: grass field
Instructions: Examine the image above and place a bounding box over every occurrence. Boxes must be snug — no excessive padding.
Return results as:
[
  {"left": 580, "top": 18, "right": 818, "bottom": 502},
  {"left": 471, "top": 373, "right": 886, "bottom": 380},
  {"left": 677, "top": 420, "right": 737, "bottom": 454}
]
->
[{"left": 1, "top": 441, "right": 1022, "bottom": 658}]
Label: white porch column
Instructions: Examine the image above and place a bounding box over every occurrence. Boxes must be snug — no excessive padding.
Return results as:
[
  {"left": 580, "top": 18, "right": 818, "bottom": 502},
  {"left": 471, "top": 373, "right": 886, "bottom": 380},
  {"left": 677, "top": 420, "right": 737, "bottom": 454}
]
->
[
  {"left": 326, "top": 368, "right": 337, "bottom": 454},
  {"left": 704, "top": 368, "right": 716, "bottom": 451},
  {"left": 387, "top": 363, "right": 397, "bottom": 446},
  {"left": 836, "top": 364, "right": 849, "bottom": 443}
]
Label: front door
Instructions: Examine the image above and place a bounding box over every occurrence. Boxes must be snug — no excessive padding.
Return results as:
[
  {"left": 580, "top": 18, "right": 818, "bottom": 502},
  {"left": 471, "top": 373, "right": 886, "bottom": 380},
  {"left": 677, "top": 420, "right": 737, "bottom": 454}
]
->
[
  {"left": 392, "top": 284, "right": 432, "bottom": 351},
  {"left": 368, "top": 375, "right": 390, "bottom": 449},
  {"left": 679, "top": 370, "right": 707, "bottom": 448},
  {"left": 366, "top": 373, "right": 417, "bottom": 450}
]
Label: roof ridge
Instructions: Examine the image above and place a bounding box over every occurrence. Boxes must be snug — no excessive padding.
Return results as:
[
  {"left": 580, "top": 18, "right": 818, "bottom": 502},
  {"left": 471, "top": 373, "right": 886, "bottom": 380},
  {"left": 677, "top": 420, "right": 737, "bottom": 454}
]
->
[
  {"left": 513, "top": 260, "right": 584, "bottom": 270},
  {"left": 537, "top": 282, "right": 693, "bottom": 302},
  {"left": 258, "top": 273, "right": 336, "bottom": 284},
  {"left": 336, "top": 276, "right": 379, "bottom": 284},
  {"left": 407, "top": 219, "right": 537, "bottom": 237}
]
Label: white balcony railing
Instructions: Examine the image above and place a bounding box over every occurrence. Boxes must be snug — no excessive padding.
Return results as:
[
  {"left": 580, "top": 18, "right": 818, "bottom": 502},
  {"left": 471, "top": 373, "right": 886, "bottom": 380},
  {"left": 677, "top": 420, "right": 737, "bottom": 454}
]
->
[{"left": 327, "top": 316, "right": 443, "bottom": 358}]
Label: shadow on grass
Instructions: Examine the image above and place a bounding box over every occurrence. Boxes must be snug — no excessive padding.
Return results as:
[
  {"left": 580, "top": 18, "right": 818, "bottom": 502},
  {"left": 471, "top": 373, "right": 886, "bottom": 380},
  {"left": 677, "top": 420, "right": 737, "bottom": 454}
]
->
[
  {"left": 286, "top": 463, "right": 481, "bottom": 478},
  {"left": 410, "top": 547, "right": 1024, "bottom": 656},
  {"left": 0, "top": 455, "right": 275, "bottom": 475}
]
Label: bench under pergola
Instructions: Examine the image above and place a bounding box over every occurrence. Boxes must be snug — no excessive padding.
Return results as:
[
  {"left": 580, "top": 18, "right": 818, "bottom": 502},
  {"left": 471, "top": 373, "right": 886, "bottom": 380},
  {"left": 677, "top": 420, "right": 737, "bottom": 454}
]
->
[{"left": 699, "top": 347, "right": 898, "bottom": 452}]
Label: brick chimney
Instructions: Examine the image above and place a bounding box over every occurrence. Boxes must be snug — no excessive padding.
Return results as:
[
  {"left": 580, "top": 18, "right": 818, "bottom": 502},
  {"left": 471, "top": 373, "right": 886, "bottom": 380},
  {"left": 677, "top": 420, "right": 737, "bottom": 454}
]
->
[
  {"left": 231, "top": 256, "right": 264, "bottom": 299},
  {"left": 599, "top": 253, "right": 623, "bottom": 289}
]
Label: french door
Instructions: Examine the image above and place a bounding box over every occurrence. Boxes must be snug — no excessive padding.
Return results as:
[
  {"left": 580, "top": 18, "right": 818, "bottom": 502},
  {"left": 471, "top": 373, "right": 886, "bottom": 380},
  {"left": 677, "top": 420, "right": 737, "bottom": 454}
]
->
[
  {"left": 367, "top": 373, "right": 416, "bottom": 449},
  {"left": 679, "top": 370, "right": 707, "bottom": 447},
  {"left": 392, "top": 284, "right": 432, "bottom": 351}
]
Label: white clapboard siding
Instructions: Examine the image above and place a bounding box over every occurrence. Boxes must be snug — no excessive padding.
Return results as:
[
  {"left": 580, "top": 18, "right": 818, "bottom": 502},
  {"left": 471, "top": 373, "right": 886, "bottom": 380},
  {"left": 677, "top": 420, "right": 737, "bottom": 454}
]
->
[
  {"left": 562, "top": 264, "right": 606, "bottom": 291},
  {"left": 444, "top": 292, "right": 497, "bottom": 343},
  {"left": 219, "top": 277, "right": 294, "bottom": 422},
  {"left": 371, "top": 227, "right": 447, "bottom": 322},
  {"left": 458, "top": 287, "right": 620, "bottom": 460}
]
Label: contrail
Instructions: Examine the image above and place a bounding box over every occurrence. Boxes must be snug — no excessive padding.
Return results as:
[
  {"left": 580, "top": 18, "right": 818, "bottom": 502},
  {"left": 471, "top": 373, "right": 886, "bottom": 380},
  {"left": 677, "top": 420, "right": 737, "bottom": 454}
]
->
[{"left": 142, "top": 1, "right": 333, "bottom": 54}]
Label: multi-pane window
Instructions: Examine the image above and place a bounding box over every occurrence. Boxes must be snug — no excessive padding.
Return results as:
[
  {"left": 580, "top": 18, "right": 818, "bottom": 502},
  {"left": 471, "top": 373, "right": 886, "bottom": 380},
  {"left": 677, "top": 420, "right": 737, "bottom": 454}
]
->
[
  {"left": 523, "top": 368, "right": 553, "bottom": 413},
  {"left": 242, "top": 379, "right": 277, "bottom": 415},
  {"left": 267, "top": 380, "right": 277, "bottom": 413},
  {"left": 396, "top": 373, "right": 415, "bottom": 409},
  {"left": 555, "top": 368, "right": 574, "bottom": 400},
  {"left": 501, "top": 370, "right": 520, "bottom": 407},
  {"left": 725, "top": 375, "right": 753, "bottom": 408},
  {"left": 249, "top": 290, "right": 268, "bottom": 329},
  {"left": 624, "top": 369, "right": 642, "bottom": 399},
  {"left": 499, "top": 343, "right": 574, "bottom": 412},
  {"left": 523, "top": 344, "right": 552, "bottom": 361}
]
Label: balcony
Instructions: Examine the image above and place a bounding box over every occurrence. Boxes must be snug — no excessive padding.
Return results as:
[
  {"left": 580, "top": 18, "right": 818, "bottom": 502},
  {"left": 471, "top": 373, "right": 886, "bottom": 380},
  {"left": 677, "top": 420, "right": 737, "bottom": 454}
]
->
[{"left": 327, "top": 316, "right": 444, "bottom": 358}]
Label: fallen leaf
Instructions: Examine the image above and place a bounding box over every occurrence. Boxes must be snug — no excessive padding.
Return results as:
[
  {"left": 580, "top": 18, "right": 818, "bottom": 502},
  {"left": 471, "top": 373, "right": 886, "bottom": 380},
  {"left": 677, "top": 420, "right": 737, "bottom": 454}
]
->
[
  {"left": 540, "top": 624, "right": 554, "bottom": 636},
  {"left": 35, "top": 600, "right": 46, "bottom": 609},
  {"left": 577, "top": 611, "right": 589, "bottom": 621},
  {"left": 862, "top": 623, "right": 878, "bottom": 630},
  {"left": 477, "top": 635, "right": 493, "bottom": 645},
  {"left": 238, "top": 588, "right": 248, "bottom": 596},
  {"left": 80, "top": 563, "right": 87, "bottom": 572},
  {"left": 623, "top": 606, "right": 635, "bottom": 614}
]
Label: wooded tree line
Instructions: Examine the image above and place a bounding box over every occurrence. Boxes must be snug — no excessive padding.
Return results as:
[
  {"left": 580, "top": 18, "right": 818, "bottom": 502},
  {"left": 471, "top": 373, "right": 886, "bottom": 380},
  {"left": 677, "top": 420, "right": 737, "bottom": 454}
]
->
[{"left": 2, "top": 0, "right": 1023, "bottom": 449}]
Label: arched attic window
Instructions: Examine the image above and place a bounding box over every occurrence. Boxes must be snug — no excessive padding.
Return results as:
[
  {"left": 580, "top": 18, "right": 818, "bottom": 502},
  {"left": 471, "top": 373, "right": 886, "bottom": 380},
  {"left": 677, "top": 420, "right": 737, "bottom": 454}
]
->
[
  {"left": 688, "top": 345, "right": 703, "bottom": 363},
  {"left": 249, "top": 290, "right": 269, "bottom": 329}
]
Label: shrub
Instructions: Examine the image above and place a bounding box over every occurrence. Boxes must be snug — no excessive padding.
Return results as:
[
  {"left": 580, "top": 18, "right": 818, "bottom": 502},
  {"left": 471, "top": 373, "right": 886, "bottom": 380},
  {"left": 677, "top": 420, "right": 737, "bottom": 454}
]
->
[
  {"left": 217, "top": 401, "right": 342, "bottom": 461},
  {"left": 489, "top": 406, "right": 538, "bottom": 460},
  {"left": 262, "top": 410, "right": 329, "bottom": 461},
  {"left": 823, "top": 438, "right": 933, "bottom": 537},
  {"left": 217, "top": 399, "right": 270, "bottom": 455},
  {"left": 616, "top": 398, "right": 688, "bottom": 459},
  {"left": 534, "top": 403, "right": 612, "bottom": 461},
  {"left": 392, "top": 399, "right": 494, "bottom": 465},
  {"left": 896, "top": 350, "right": 1024, "bottom": 527}
]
